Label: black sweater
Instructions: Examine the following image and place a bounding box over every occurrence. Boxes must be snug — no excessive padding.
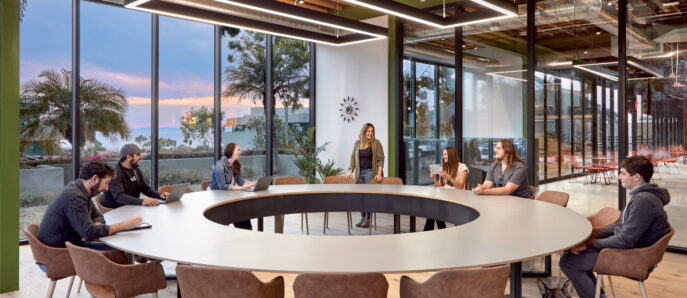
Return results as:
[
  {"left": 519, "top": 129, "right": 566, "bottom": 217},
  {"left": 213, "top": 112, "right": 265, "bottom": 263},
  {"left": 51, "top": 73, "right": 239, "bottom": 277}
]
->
[
  {"left": 101, "top": 162, "right": 160, "bottom": 208},
  {"left": 38, "top": 180, "right": 109, "bottom": 247},
  {"left": 590, "top": 183, "right": 671, "bottom": 250}
]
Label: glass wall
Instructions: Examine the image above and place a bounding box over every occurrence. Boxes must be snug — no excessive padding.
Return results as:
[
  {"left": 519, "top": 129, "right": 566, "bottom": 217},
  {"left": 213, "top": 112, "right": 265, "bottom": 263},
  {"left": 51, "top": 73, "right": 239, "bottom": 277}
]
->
[
  {"left": 626, "top": 0, "right": 687, "bottom": 247},
  {"left": 272, "top": 36, "right": 311, "bottom": 178},
  {"left": 81, "top": 1, "right": 151, "bottom": 189},
  {"left": 158, "top": 16, "right": 214, "bottom": 190},
  {"left": 221, "top": 30, "right": 267, "bottom": 181},
  {"left": 18, "top": 0, "right": 72, "bottom": 238}
]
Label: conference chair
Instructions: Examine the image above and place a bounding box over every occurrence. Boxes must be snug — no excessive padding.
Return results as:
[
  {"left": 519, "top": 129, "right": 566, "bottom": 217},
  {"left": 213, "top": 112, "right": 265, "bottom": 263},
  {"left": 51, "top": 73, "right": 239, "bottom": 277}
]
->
[
  {"left": 23, "top": 224, "right": 80, "bottom": 298},
  {"left": 369, "top": 177, "right": 403, "bottom": 234},
  {"left": 322, "top": 176, "right": 355, "bottom": 235},
  {"left": 158, "top": 184, "right": 193, "bottom": 194},
  {"left": 400, "top": 265, "right": 510, "bottom": 298},
  {"left": 176, "top": 265, "right": 284, "bottom": 298},
  {"left": 293, "top": 272, "right": 388, "bottom": 298},
  {"left": 201, "top": 180, "right": 211, "bottom": 191},
  {"left": 593, "top": 228, "right": 674, "bottom": 298},
  {"left": 534, "top": 190, "right": 570, "bottom": 284},
  {"left": 95, "top": 194, "right": 113, "bottom": 214},
  {"left": 274, "top": 176, "right": 309, "bottom": 235},
  {"left": 529, "top": 185, "right": 537, "bottom": 199},
  {"left": 65, "top": 242, "right": 166, "bottom": 298}
]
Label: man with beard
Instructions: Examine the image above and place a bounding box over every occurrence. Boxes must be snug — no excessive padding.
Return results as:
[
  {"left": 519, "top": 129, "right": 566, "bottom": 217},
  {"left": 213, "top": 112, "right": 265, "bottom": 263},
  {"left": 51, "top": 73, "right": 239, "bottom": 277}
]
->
[
  {"left": 38, "top": 161, "right": 143, "bottom": 248},
  {"left": 101, "top": 144, "right": 169, "bottom": 208}
]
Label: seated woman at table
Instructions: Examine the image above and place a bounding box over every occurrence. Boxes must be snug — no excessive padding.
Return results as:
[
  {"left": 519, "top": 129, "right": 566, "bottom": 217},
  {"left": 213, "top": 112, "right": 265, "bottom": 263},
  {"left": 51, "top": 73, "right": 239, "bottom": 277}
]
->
[
  {"left": 425, "top": 146, "right": 468, "bottom": 231},
  {"left": 472, "top": 139, "right": 531, "bottom": 198},
  {"left": 210, "top": 143, "right": 255, "bottom": 230}
]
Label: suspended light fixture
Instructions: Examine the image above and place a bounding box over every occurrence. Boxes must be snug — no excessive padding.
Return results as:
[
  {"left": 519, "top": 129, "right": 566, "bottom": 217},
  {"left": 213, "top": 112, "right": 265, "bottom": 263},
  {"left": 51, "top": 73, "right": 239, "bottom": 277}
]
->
[
  {"left": 124, "top": 0, "right": 387, "bottom": 46},
  {"left": 342, "top": 0, "right": 518, "bottom": 29}
]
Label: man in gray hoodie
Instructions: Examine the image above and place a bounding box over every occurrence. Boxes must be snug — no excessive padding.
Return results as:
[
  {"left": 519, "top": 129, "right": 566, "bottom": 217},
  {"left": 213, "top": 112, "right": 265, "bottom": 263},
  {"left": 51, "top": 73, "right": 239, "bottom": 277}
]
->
[{"left": 560, "top": 155, "right": 671, "bottom": 298}]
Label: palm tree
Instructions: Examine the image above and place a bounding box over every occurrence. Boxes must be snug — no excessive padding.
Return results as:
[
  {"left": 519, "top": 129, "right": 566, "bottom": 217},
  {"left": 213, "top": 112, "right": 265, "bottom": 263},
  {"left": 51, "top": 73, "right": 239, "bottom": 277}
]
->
[
  {"left": 20, "top": 68, "right": 130, "bottom": 154},
  {"left": 19, "top": 0, "right": 27, "bottom": 22}
]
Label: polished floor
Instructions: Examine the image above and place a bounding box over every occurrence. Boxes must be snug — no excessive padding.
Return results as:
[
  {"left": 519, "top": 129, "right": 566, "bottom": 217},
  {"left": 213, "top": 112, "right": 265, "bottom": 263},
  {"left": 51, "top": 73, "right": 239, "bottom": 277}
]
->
[{"left": 4, "top": 164, "right": 687, "bottom": 297}]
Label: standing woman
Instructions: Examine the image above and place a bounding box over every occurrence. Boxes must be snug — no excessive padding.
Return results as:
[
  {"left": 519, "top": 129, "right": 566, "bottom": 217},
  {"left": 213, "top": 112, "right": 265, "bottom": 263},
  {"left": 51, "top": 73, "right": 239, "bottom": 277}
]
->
[
  {"left": 210, "top": 143, "right": 255, "bottom": 230},
  {"left": 345, "top": 123, "right": 385, "bottom": 229},
  {"left": 425, "top": 146, "right": 469, "bottom": 231}
]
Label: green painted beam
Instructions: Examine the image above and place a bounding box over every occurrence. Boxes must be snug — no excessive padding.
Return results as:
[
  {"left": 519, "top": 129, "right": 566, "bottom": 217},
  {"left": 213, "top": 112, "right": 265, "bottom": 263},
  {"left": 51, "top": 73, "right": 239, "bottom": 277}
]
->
[
  {"left": 337, "top": 0, "right": 460, "bottom": 21},
  {"left": 0, "top": 0, "right": 21, "bottom": 293},
  {"left": 387, "top": 16, "right": 397, "bottom": 177}
]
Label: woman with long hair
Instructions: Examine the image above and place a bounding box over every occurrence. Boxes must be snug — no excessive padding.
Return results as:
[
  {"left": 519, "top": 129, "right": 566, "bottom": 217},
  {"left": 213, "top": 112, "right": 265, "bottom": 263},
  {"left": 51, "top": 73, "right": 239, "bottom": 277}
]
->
[
  {"left": 210, "top": 143, "right": 255, "bottom": 229},
  {"left": 472, "top": 139, "right": 531, "bottom": 198},
  {"left": 425, "top": 146, "right": 469, "bottom": 231},
  {"left": 345, "top": 123, "right": 385, "bottom": 229}
]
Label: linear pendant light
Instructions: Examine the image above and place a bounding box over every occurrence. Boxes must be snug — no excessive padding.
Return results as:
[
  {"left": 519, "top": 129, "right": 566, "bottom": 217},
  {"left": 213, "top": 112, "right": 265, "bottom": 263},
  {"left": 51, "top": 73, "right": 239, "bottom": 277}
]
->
[
  {"left": 124, "top": 0, "right": 387, "bottom": 46},
  {"left": 342, "top": 0, "right": 518, "bottom": 29}
]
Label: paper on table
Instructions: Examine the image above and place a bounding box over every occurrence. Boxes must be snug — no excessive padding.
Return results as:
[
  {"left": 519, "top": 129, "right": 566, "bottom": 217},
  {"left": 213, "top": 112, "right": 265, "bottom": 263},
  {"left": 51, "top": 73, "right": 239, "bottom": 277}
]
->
[{"left": 429, "top": 164, "right": 441, "bottom": 173}]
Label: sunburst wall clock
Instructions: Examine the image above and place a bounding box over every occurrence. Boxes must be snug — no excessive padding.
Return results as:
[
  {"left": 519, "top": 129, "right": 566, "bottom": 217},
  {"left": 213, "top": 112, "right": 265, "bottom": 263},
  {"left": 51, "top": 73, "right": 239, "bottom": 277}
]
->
[{"left": 339, "top": 96, "right": 359, "bottom": 122}]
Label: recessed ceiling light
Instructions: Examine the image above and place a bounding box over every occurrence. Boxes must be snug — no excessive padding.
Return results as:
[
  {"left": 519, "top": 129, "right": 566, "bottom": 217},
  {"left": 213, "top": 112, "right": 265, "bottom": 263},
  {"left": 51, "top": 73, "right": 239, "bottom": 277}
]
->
[{"left": 596, "top": 31, "right": 601, "bottom": 35}]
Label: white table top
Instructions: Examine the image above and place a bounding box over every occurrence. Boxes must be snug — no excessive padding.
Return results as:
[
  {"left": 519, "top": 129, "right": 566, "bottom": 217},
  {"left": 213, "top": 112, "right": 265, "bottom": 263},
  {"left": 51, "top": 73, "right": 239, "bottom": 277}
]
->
[{"left": 101, "top": 184, "right": 591, "bottom": 273}]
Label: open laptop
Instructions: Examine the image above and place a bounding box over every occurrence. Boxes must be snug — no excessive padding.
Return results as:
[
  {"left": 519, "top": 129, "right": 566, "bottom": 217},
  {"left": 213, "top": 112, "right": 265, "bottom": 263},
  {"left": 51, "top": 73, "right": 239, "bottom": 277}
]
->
[
  {"left": 157, "top": 182, "right": 190, "bottom": 204},
  {"left": 243, "top": 176, "right": 272, "bottom": 192}
]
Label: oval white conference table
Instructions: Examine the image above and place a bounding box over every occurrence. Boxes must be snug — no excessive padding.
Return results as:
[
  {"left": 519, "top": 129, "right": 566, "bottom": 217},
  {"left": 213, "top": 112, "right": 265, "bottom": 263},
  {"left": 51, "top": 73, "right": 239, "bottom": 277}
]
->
[{"left": 101, "top": 184, "right": 591, "bottom": 298}]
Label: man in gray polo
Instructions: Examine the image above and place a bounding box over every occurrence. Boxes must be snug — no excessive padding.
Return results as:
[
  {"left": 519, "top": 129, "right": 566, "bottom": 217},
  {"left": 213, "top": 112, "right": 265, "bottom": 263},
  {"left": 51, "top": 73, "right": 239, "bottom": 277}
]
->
[
  {"left": 101, "top": 144, "right": 169, "bottom": 208},
  {"left": 472, "top": 139, "right": 531, "bottom": 198}
]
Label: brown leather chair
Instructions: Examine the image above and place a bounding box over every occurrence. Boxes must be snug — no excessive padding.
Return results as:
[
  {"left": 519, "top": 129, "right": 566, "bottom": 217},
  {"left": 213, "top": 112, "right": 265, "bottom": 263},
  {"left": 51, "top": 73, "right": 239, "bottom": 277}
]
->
[
  {"left": 201, "top": 180, "right": 211, "bottom": 191},
  {"left": 322, "top": 176, "right": 355, "bottom": 235},
  {"left": 534, "top": 190, "right": 569, "bottom": 207},
  {"left": 274, "top": 176, "right": 309, "bottom": 234},
  {"left": 369, "top": 177, "right": 404, "bottom": 234},
  {"left": 587, "top": 207, "right": 620, "bottom": 229},
  {"left": 65, "top": 242, "right": 167, "bottom": 298},
  {"left": 159, "top": 184, "right": 193, "bottom": 194},
  {"left": 528, "top": 185, "right": 537, "bottom": 199},
  {"left": 94, "top": 194, "right": 113, "bottom": 214},
  {"left": 593, "top": 228, "right": 675, "bottom": 298},
  {"left": 23, "top": 224, "right": 79, "bottom": 297},
  {"left": 400, "top": 265, "right": 510, "bottom": 298},
  {"left": 176, "top": 265, "right": 284, "bottom": 298},
  {"left": 293, "top": 272, "right": 388, "bottom": 298}
]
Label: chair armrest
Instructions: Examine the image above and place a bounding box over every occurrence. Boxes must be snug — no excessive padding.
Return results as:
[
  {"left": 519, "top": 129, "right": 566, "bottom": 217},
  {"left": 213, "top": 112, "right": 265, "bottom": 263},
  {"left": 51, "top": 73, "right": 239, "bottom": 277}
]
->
[
  {"left": 110, "top": 262, "right": 167, "bottom": 297},
  {"left": 592, "top": 247, "right": 655, "bottom": 280}
]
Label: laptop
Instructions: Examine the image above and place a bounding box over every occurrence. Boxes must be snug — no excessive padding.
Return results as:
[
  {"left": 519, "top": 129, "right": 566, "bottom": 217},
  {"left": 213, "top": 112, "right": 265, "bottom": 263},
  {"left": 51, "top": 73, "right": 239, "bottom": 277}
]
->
[
  {"left": 157, "top": 183, "right": 190, "bottom": 204},
  {"left": 243, "top": 176, "right": 272, "bottom": 192}
]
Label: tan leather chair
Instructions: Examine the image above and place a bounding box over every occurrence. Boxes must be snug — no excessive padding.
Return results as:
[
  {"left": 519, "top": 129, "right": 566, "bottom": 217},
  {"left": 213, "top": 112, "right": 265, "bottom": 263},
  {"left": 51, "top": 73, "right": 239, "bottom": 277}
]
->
[
  {"left": 400, "top": 265, "right": 510, "bottom": 298},
  {"left": 23, "top": 224, "right": 80, "bottom": 297},
  {"left": 587, "top": 207, "right": 620, "bottom": 229},
  {"left": 94, "top": 194, "right": 113, "bottom": 214},
  {"left": 65, "top": 242, "right": 166, "bottom": 298},
  {"left": 535, "top": 190, "right": 569, "bottom": 207},
  {"left": 176, "top": 265, "right": 284, "bottom": 298},
  {"left": 593, "top": 228, "right": 675, "bottom": 298},
  {"left": 293, "top": 272, "right": 388, "bottom": 298},
  {"left": 201, "top": 180, "right": 211, "bottom": 191},
  {"left": 159, "top": 185, "right": 193, "bottom": 194},
  {"left": 274, "top": 176, "right": 309, "bottom": 234},
  {"left": 322, "top": 176, "right": 355, "bottom": 235},
  {"left": 369, "top": 177, "right": 404, "bottom": 234}
]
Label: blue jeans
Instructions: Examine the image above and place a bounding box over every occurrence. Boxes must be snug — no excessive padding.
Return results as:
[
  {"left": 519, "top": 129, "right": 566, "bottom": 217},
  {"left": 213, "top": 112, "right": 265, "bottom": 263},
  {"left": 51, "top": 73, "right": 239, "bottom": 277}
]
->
[{"left": 359, "top": 168, "right": 373, "bottom": 219}]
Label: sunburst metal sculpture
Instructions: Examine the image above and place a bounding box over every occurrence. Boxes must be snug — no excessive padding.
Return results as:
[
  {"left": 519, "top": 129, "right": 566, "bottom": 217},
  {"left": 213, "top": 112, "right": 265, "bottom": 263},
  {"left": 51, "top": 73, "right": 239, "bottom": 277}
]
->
[{"left": 339, "top": 96, "right": 359, "bottom": 122}]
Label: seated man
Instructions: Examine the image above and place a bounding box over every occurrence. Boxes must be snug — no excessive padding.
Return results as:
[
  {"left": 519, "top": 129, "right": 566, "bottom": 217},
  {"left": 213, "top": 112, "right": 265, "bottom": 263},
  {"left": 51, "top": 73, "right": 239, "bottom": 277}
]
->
[
  {"left": 472, "top": 139, "right": 531, "bottom": 198},
  {"left": 560, "top": 155, "right": 671, "bottom": 298},
  {"left": 101, "top": 144, "right": 168, "bottom": 208},
  {"left": 38, "top": 161, "right": 143, "bottom": 248}
]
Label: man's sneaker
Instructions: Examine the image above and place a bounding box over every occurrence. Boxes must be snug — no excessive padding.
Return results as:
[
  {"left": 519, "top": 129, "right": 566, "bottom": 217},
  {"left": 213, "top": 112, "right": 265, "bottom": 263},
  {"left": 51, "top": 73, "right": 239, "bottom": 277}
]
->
[
  {"left": 355, "top": 217, "right": 365, "bottom": 227},
  {"left": 360, "top": 218, "right": 370, "bottom": 228}
]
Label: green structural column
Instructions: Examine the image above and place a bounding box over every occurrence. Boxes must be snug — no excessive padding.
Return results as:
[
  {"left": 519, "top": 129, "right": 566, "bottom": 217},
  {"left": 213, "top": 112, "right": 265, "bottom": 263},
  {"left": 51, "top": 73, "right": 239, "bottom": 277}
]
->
[
  {"left": 0, "top": 0, "right": 21, "bottom": 293},
  {"left": 387, "top": 16, "right": 397, "bottom": 177}
]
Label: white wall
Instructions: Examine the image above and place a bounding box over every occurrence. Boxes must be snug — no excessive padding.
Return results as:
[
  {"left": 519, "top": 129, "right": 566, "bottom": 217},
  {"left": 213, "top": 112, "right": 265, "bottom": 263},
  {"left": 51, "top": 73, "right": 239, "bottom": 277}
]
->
[{"left": 315, "top": 38, "right": 389, "bottom": 176}]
